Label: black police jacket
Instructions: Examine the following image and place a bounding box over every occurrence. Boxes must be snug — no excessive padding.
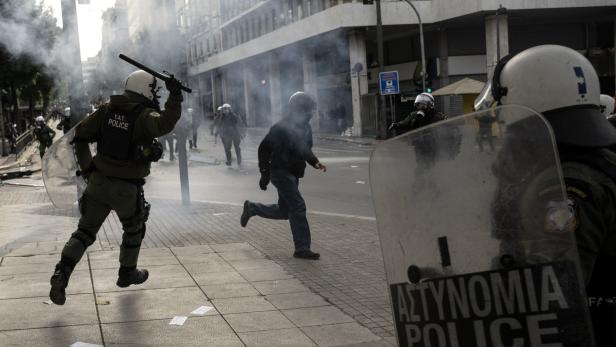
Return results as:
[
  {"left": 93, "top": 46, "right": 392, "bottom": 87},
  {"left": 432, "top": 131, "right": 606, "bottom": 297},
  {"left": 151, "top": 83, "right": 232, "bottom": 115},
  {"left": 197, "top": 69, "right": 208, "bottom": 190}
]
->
[
  {"left": 398, "top": 109, "right": 447, "bottom": 131},
  {"left": 258, "top": 117, "right": 319, "bottom": 178}
]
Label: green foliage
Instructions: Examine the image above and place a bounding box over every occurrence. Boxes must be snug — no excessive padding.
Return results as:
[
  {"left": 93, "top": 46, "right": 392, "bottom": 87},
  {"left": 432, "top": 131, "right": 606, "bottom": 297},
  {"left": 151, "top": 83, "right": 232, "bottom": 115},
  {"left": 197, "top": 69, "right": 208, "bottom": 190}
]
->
[{"left": 0, "top": 0, "right": 60, "bottom": 113}]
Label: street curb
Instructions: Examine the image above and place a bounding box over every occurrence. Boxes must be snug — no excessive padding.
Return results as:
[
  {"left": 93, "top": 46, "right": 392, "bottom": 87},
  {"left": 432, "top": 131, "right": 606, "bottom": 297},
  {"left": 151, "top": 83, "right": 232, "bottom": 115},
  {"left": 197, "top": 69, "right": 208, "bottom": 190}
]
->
[
  {"left": 313, "top": 134, "right": 376, "bottom": 146},
  {"left": 247, "top": 127, "right": 376, "bottom": 146}
]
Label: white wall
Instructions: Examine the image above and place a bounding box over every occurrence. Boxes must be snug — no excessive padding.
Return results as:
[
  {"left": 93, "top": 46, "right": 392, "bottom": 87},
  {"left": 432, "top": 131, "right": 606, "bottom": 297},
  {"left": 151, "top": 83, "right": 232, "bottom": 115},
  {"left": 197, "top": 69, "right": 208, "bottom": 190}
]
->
[{"left": 188, "top": 0, "right": 615, "bottom": 76}]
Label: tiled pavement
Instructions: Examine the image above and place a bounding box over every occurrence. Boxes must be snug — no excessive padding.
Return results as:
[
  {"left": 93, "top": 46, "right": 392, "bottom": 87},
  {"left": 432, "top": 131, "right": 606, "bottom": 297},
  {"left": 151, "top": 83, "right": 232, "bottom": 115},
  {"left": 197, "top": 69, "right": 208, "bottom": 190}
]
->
[
  {"left": 0, "top": 243, "right": 392, "bottom": 346},
  {"left": 0, "top": 186, "right": 396, "bottom": 345}
]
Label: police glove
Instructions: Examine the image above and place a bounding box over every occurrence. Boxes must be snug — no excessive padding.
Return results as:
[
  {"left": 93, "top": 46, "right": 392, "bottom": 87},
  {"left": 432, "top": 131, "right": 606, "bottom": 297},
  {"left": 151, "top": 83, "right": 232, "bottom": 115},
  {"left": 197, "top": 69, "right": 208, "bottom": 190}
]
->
[
  {"left": 259, "top": 171, "right": 270, "bottom": 191},
  {"left": 165, "top": 75, "right": 183, "bottom": 96}
]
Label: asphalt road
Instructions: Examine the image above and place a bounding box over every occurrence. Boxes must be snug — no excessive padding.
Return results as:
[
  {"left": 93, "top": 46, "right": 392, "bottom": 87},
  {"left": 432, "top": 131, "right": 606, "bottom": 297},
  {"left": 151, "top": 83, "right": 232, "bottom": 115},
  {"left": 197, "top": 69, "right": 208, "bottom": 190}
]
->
[{"left": 146, "top": 126, "right": 376, "bottom": 218}]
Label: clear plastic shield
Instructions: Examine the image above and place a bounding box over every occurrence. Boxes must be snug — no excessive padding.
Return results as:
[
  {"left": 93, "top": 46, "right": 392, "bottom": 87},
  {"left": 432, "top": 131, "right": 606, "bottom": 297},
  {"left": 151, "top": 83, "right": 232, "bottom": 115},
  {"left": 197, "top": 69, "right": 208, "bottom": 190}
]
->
[
  {"left": 42, "top": 127, "right": 86, "bottom": 209},
  {"left": 370, "top": 105, "right": 594, "bottom": 347}
]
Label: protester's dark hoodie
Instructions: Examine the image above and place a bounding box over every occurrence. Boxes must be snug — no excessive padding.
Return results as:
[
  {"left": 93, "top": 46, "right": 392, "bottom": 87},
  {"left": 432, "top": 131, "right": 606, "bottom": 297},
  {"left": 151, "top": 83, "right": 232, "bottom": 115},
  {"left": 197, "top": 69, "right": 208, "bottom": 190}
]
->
[{"left": 258, "top": 113, "right": 318, "bottom": 178}]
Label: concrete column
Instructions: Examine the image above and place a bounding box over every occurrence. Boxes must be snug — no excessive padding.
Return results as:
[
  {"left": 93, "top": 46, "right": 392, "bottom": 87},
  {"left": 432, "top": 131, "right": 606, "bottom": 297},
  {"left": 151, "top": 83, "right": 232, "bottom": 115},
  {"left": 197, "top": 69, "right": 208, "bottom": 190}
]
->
[
  {"left": 485, "top": 13, "right": 509, "bottom": 80},
  {"left": 221, "top": 71, "right": 229, "bottom": 103},
  {"left": 438, "top": 28, "right": 450, "bottom": 115},
  {"left": 348, "top": 30, "right": 368, "bottom": 137},
  {"left": 269, "top": 53, "right": 283, "bottom": 122},
  {"left": 243, "top": 63, "right": 256, "bottom": 127},
  {"left": 210, "top": 72, "right": 217, "bottom": 110},
  {"left": 303, "top": 48, "right": 320, "bottom": 130}
]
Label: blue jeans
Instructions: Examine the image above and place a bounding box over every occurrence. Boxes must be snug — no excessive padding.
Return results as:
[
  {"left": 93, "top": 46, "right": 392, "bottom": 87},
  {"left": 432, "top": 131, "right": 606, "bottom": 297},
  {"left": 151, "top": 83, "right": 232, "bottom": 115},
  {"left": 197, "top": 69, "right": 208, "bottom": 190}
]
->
[{"left": 250, "top": 170, "right": 311, "bottom": 251}]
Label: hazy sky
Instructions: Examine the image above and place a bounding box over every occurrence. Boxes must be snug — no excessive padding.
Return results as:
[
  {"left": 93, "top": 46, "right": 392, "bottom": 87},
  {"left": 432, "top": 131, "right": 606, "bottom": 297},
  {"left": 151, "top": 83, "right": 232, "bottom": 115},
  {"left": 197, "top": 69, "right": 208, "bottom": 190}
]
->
[{"left": 41, "top": 0, "right": 116, "bottom": 61}]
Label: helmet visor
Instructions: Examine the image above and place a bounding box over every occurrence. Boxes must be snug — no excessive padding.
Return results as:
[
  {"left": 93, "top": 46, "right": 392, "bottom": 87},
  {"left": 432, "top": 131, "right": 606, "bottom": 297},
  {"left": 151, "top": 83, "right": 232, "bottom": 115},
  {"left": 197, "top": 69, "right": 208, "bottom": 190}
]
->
[{"left": 474, "top": 81, "right": 494, "bottom": 111}]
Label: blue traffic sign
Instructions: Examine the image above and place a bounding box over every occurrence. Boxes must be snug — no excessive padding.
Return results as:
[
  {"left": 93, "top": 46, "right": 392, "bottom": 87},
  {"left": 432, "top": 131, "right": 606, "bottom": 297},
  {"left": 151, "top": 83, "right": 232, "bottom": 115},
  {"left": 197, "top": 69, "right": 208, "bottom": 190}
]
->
[{"left": 379, "top": 71, "right": 400, "bottom": 95}]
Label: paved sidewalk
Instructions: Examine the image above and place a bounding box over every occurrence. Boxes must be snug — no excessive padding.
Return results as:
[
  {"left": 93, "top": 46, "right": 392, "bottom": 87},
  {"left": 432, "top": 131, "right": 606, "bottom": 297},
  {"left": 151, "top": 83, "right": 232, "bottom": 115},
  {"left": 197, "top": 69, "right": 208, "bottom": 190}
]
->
[
  {"left": 0, "top": 192, "right": 396, "bottom": 346},
  {"left": 0, "top": 241, "right": 391, "bottom": 346}
]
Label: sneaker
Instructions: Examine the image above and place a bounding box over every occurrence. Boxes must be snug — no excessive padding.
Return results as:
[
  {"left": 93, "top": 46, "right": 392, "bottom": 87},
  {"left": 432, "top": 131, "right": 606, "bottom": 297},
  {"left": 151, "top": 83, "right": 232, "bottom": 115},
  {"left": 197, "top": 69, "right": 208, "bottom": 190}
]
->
[
  {"left": 293, "top": 250, "right": 320, "bottom": 260},
  {"left": 240, "top": 200, "right": 252, "bottom": 228},
  {"left": 225, "top": 160, "right": 232, "bottom": 166},
  {"left": 116, "top": 267, "right": 149, "bottom": 288},
  {"left": 49, "top": 262, "right": 74, "bottom": 305}
]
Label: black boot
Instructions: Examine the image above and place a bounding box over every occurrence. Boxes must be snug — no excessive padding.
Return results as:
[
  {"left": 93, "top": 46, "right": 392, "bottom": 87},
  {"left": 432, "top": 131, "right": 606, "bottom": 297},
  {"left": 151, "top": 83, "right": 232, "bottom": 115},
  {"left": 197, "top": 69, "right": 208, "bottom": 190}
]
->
[
  {"left": 49, "top": 259, "right": 75, "bottom": 305},
  {"left": 293, "top": 250, "right": 320, "bottom": 260},
  {"left": 116, "top": 266, "right": 149, "bottom": 288},
  {"left": 240, "top": 200, "right": 252, "bottom": 228}
]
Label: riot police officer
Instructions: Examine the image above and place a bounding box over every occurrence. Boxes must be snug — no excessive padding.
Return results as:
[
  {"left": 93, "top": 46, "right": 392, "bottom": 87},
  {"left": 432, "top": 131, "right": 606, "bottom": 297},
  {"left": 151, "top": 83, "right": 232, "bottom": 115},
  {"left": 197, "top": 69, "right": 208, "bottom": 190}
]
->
[
  {"left": 33, "top": 116, "right": 56, "bottom": 158},
  {"left": 212, "top": 103, "right": 246, "bottom": 166},
  {"left": 8, "top": 123, "right": 18, "bottom": 154},
  {"left": 188, "top": 107, "right": 201, "bottom": 149},
  {"left": 56, "top": 109, "right": 72, "bottom": 134},
  {"left": 490, "top": 45, "right": 616, "bottom": 344},
  {"left": 49, "top": 70, "right": 183, "bottom": 305},
  {"left": 240, "top": 92, "right": 326, "bottom": 260},
  {"left": 600, "top": 94, "right": 614, "bottom": 118},
  {"left": 389, "top": 92, "right": 446, "bottom": 132}
]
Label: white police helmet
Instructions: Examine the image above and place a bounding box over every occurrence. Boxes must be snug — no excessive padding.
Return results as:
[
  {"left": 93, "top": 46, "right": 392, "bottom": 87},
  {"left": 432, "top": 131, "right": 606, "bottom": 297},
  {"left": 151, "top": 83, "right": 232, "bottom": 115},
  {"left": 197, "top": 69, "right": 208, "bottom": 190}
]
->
[
  {"left": 492, "top": 44, "right": 616, "bottom": 147},
  {"left": 125, "top": 70, "right": 165, "bottom": 103},
  {"left": 600, "top": 94, "right": 615, "bottom": 118},
  {"left": 35, "top": 116, "right": 45, "bottom": 123},
  {"left": 414, "top": 92, "right": 435, "bottom": 111}
]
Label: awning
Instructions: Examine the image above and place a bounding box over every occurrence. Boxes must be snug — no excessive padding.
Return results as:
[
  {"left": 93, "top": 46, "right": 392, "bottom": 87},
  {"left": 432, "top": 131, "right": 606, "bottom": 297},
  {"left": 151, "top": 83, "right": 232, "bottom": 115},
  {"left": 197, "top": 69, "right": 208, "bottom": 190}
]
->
[{"left": 431, "top": 77, "right": 485, "bottom": 96}]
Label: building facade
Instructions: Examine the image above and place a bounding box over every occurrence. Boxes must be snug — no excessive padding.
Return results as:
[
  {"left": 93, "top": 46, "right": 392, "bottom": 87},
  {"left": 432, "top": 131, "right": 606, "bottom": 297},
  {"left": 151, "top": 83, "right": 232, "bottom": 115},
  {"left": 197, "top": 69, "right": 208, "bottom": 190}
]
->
[{"left": 178, "top": 0, "right": 616, "bottom": 136}]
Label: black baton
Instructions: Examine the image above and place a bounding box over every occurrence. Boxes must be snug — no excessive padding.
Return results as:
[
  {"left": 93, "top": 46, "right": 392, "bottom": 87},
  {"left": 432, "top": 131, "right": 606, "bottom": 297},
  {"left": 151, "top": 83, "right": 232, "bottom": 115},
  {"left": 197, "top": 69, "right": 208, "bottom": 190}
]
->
[{"left": 119, "top": 54, "right": 192, "bottom": 93}]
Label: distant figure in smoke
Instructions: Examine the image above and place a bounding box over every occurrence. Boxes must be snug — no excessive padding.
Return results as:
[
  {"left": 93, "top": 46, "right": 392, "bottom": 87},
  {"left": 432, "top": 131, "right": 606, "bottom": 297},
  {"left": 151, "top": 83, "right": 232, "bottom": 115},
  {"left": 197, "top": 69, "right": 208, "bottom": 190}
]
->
[
  {"left": 389, "top": 93, "right": 447, "bottom": 192},
  {"left": 174, "top": 108, "right": 192, "bottom": 155},
  {"left": 8, "top": 123, "right": 18, "bottom": 154},
  {"left": 188, "top": 107, "right": 201, "bottom": 149},
  {"left": 212, "top": 103, "right": 246, "bottom": 166},
  {"left": 160, "top": 133, "right": 176, "bottom": 161},
  {"left": 241, "top": 92, "right": 326, "bottom": 260},
  {"left": 210, "top": 105, "right": 222, "bottom": 137},
  {"left": 475, "top": 111, "right": 496, "bottom": 152},
  {"left": 33, "top": 116, "right": 56, "bottom": 158},
  {"left": 334, "top": 102, "right": 347, "bottom": 134},
  {"left": 56, "top": 108, "right": 72, "bottom": 135}
]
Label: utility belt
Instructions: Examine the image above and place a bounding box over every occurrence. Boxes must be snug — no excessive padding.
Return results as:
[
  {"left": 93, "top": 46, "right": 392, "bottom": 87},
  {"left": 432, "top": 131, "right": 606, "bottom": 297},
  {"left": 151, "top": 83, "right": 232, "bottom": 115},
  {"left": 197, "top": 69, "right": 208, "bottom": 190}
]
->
[{"left": 76, "top": 164, "right": 145, "bottom": 187}]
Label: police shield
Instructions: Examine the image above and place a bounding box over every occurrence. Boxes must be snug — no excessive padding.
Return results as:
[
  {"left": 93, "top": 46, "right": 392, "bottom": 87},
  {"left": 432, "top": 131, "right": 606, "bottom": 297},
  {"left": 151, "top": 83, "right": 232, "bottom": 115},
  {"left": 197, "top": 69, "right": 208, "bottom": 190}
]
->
[
  {"left": 41, "top": 127, "right": 86, "bottom": 209},
  {"left": 370, "top": 105, "right": 594, "bottom": 346}
]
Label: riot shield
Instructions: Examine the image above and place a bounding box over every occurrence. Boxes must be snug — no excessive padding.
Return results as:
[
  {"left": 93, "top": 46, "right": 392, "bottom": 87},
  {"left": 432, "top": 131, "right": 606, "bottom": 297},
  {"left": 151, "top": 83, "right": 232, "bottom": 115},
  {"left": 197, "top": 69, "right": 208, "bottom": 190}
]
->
[
  {"left": 41, "top": 127, "right": 86, "bottom": 209},
  {"left": 370, "top": 105, "right": 594, "bottom": 347}
]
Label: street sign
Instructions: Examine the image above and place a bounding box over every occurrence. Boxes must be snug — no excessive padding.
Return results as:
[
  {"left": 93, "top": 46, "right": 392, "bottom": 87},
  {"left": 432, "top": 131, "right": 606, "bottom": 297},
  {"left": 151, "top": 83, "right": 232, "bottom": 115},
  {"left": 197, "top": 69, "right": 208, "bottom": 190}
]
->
[{"left": 379, "top": 71, "right": 400, "bottom": 95}]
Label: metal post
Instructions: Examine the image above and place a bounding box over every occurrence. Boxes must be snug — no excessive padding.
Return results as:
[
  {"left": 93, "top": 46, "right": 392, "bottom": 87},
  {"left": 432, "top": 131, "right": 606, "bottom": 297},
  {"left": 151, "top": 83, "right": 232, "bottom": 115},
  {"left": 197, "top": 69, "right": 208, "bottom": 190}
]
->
[
  {"left": 376, "top": 0, "right": 387, "bottom": 139},
  {"left": 61, "top": 0, "right": 86, "bottom": 124},
  {"left": 403, "top": 0, "right": 426, "bottom": 92},
  {"left": 178, "top": 134, "right": 191, "bottom": 206}
]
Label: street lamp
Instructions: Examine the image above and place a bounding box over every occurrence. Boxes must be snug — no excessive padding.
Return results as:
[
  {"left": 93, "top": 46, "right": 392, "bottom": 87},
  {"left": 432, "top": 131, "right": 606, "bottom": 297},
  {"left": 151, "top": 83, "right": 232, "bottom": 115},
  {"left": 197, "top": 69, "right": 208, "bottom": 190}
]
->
[{"left": 402, "top": 0, "right": 426, "bottom": 92}]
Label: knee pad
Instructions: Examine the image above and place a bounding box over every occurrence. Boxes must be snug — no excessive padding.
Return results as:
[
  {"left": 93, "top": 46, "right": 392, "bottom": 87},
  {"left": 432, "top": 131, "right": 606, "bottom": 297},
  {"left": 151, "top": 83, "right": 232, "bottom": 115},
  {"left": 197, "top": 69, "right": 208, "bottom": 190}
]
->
[{"left": 70, "top": 228, "right": 96, "bottom": 249}]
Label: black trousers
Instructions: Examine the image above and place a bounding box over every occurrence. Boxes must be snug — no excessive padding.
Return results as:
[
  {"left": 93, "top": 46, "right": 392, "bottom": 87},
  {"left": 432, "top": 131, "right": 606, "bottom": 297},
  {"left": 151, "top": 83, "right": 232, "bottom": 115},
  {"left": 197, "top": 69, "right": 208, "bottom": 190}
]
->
[{"left": 221, "top": 135, "right": 241, "bottom": 165}]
